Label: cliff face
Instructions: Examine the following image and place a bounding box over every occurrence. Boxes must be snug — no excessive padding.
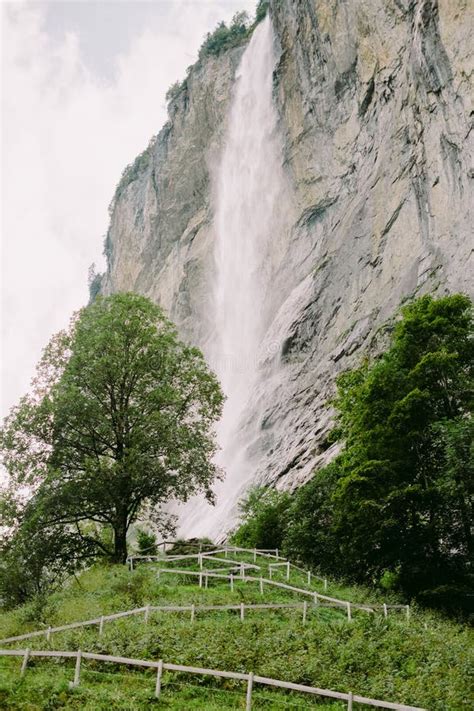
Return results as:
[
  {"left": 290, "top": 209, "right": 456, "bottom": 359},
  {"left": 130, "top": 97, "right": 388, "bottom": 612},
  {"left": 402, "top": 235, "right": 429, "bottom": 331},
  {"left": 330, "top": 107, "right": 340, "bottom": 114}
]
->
[{"left": 101, "top": 0, "right": 473, "bottom": 510}]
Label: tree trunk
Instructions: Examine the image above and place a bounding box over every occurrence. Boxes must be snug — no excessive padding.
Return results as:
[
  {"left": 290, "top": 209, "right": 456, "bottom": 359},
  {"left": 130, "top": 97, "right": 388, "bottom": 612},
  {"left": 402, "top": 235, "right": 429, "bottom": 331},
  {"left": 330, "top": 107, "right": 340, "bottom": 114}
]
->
[{"left": 113, "top": 519, "right": 128, "bottom": 564}]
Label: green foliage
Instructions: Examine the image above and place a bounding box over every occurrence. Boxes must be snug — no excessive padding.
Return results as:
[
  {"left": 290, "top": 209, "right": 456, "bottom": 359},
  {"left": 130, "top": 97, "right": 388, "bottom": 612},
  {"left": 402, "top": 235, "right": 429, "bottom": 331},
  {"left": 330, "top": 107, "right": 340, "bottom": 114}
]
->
[
  {"left": 229, "top": 486, "right": 292, "bottom": 550},
  {"left": 331, "top": 294, "right": 473, "bottom": 607},
  {"left": 165, "top": 79, "right": 187, "bottom": 103},
  {"left": 283, "top": 463, "right": 343, "bottom": 574},
  {"left": 198, "top": 12, "right": 250, "bottom": 60},
  {"left": 255, "top": 0, "right": 269, "bottom": 23},
  {"left": 87, "top": 263, "right": 103, "bottom": 303},
  {"left": 0, "top": 293, "right": 224, "bottom": 600},
  {"left": 167, "top": 538, "right": 214, "bottom": 555},
  {"left": 136, "top": 528, "right": 157, "bottom": 556},
  {"left": 110, "top": 136, "right": 157, "bottom": 211},
  {"left": 231, "top": 295, "right": 473, "bottom": 614}
]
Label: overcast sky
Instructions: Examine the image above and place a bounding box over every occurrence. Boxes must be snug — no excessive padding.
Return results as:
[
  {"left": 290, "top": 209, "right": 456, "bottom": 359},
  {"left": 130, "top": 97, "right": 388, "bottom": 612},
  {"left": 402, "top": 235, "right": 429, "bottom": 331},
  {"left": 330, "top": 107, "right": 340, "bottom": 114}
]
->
[{"left": 1, "top": 0, "right": 255, "bottom": 418}]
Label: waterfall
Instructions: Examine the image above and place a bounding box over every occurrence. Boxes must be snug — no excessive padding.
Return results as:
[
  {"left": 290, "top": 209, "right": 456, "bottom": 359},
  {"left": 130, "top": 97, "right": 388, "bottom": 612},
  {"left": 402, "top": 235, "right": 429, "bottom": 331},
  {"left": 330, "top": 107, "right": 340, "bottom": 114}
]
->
[{"left": 177, "top": 15, "right": 290, "bottom": 539}]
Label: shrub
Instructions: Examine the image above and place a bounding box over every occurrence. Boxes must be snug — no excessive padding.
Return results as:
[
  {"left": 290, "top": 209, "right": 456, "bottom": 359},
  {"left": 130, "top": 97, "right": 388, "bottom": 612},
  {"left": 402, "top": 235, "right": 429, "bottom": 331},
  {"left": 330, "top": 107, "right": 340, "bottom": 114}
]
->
[
  {"left": 255, "top": 0, "right": 269, "bottom": 23},
  {"left": 165, "top": 79, "right": 186, "bottom": 103},
  {"left": 230, "top": 487, "right": 292, "bottom": 550},
  {"left": 198, "top": 12, "right": 250, "bottom": 60},
  {"left": 136, "top": 529, "right": 157, "bottom": 556}
]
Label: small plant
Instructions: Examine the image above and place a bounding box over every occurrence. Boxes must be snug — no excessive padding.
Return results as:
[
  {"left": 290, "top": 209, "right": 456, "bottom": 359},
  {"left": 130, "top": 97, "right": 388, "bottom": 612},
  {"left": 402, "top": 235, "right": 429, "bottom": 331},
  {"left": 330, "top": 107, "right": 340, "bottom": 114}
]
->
[
  {"left": 165, "top": 79, "right": 186, "bottom": 103},
  {"left": 136, "top": 529, "right": 157, "bottom": 556},
  {"left": 87, "top": 263, "right": 103, "bottom": 302},
  {"left": 255, "top": 0, "right": 269, "bottom": 23}
]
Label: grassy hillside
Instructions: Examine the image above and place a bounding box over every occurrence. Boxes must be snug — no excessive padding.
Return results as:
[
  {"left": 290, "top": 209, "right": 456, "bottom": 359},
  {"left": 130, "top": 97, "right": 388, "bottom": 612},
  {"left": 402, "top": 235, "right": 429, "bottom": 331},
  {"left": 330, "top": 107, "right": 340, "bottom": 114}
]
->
[{"left": 0, "top": 549, "right": 472, "bottom": 710}]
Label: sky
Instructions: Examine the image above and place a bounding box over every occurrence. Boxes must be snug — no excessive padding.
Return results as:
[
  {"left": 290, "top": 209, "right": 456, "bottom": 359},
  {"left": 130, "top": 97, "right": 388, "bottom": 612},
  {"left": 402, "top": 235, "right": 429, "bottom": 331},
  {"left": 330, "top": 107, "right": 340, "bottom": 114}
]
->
[{"left": 1, "top": 0, "right": 255, "bottom": 418}]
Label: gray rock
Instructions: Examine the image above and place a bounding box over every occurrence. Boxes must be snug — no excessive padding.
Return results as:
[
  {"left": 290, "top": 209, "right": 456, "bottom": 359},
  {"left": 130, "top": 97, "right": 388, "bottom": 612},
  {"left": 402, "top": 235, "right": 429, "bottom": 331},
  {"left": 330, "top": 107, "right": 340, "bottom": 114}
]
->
[{"left": 100, "top": 0, "right": 473, "bottom": 523}]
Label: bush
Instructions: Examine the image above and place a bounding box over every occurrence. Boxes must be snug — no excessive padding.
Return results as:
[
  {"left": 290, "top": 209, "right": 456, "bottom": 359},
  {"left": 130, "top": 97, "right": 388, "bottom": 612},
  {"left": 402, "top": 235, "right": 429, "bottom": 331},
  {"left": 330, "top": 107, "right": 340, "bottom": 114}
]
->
[
  {"left": 230, "top": 487, "right": 292, "bottom": 550},
  {"left": 136, "top": 529, "right": 157, "bottom": 556},
  {"left": 165, "top": 79, "right": 186, "bottom": 103},
  {"left": 167, "top": 538, "right": 214, "bottom": 555},
  {"left": 255, "top": 0, "right": 269, "bottom": 23},
  {"left": 87, "top": 263, "right": 103, "bottom": 302},
  {"left": 198, "top": 12, "right": 250, "bottom": 60}
]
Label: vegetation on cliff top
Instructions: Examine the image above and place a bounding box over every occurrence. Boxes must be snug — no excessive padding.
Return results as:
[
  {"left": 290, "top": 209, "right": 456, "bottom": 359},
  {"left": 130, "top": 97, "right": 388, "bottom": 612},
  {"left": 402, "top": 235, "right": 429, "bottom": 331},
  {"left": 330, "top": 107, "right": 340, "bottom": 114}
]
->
[{"left": 113, "top": 3, "right": 269, "bottom": 210}]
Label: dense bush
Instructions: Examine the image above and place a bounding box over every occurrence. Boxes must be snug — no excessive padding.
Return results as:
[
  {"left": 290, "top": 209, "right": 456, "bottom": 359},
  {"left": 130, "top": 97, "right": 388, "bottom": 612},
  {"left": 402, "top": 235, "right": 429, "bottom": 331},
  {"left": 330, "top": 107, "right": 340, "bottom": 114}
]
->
[
  {"left": 229, "top": 487, "right": 292, "bottom": 550},
  {"left": 198, "top": 12, "right": 250, "bottom": 60}
]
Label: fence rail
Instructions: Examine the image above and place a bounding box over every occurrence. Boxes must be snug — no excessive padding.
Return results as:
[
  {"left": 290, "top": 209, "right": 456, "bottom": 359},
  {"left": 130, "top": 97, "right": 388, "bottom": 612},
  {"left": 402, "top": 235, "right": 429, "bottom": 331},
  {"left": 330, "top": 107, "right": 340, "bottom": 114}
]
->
[
  {"left": 140, "top": 541, "right": 282, "bottom": 560},
  {"left": 156, "top": 568, "right": 409, "bottom": 620},
  {"left": 129, "top": 545, "right": 327, "bottom": 585},
  {"left": 0, "top": 648, "right": 426, "bottom": 710},
  {"left": 0, "top": 601, "right": 329, "bottom": 645}
]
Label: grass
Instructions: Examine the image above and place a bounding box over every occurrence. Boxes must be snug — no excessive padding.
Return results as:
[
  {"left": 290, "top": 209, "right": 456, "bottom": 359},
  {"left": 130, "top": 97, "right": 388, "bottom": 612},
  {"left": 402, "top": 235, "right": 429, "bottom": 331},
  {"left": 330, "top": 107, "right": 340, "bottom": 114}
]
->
[{"left": 0, "top": 551, "right": 472, "bottom": 709}]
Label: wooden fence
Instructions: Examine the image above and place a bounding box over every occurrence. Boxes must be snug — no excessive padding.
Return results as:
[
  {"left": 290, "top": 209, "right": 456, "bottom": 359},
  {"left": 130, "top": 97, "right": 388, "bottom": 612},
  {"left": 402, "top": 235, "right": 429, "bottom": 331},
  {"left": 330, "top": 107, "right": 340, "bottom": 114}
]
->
[
  {"left": 0, "top": 648, "right": 426, "bottom": 710},
  {"left": 0, "top": 601, "right": 333, "bottom": 645},
  {"left": 129, "top": 545, "right": 328, "bottom": 586},
  {"left": 156, "top": 568, "right": 410, "bottom": 620}
]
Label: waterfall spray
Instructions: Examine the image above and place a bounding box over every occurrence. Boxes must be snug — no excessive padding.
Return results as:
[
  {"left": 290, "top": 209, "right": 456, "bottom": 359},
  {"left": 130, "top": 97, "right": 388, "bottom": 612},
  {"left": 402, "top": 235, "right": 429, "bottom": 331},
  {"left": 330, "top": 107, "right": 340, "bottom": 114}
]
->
[{"left": 178, "top": 15, "right": 290, "bottom": 538}]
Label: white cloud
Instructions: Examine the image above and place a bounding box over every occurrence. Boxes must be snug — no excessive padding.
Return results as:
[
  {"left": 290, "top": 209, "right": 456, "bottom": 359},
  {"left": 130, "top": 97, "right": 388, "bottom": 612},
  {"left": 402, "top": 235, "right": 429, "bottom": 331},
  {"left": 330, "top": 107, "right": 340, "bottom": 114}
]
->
[{"left": 1, "top": 0, "right": 255, "bottom": 417}]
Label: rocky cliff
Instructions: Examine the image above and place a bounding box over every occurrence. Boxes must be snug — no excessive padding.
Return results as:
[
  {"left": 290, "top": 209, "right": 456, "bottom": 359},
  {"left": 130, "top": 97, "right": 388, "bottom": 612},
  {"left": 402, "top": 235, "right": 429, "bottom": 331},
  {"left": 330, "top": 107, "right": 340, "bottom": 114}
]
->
[{"left": 100, "top": 0, "right": 473, "bottom": 526}]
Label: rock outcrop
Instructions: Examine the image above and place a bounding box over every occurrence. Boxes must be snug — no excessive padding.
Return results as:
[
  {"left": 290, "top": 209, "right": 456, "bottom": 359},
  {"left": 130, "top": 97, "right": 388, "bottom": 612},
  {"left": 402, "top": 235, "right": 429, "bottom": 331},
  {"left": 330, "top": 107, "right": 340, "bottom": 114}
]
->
[{"left": 101, "top": 0, "right": 473, "bottom": 517}]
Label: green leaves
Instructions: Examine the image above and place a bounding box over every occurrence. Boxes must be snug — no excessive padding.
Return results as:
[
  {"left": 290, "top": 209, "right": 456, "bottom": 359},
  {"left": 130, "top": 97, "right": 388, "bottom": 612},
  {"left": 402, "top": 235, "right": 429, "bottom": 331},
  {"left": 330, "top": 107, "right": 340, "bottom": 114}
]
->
[
  {"left": 330, "top": 294, "right": 474, "bottom": 605},
  {"left": 233, "top": 294, "right": 473, "bottom": 613},
  {"left": 1, "top": 292, "right": 224, "bottom": 591}
]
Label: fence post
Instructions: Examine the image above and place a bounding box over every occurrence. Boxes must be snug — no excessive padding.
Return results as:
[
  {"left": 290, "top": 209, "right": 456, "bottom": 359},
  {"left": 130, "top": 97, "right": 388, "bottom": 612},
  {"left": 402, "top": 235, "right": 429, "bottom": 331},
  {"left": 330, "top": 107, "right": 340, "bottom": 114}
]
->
[
  {"left": 240, "top": 563, "right": 244, "bottom": 579},
  {"left": 99, "top": 616, "right": 104, "bottom": 636},
  {"left": 72, "top": 650, "right": 82, "bottom": 687},
  {"left": 155, "top": 659, "right": 163, "bottom": 697},
  {"left": 324, "top": 578, "right": 328, "bottom": 592},
  {"left": 224, "top": 545, "right": 228, "bottom": 558},
  {"left": 286, "top": 561, "right": 290, "bottom": 581},
  {"left": 314, "top": 592, "right": 318, "bottom": 605},
  {"left": 275, "top": 549, "right": 279, "bottom": 560},
  {"left": 191, "top": 604, "right": 195, "bottom": 623},
  {"left": 20, "top": 648, "right": 30, "bottom": 677},
  {"left": 230, "top": 574, "right": 234, "bottom": 592},
  {"left": 240, "top": 603, "right": 245, "bottom": 621},
  {"left": 302, "top": 601, "right": 307, "bottom": 625},
  {"left": 253, "top": 548, "right": 257, "bottom": 563},
  {"left": 406, "top": 605, "right": 410, "bottom": 621},
  {"left": 347, "top": 690, "right": 353, "bottom": 710},
  {"left": 145, "top": 605, "right": 150, "bottom": 624},
  {"left": 130, "top": 558, "right": 134, "bottom": 572},
  {"left": 198, "top": 553, "right": 203, "bottom": 570},
  {"left": 346, "top": 602, "right": 352, "bottom": 622},
  {"left": 259, "top": 577, "right": 264, "bottom": 595},
  {"left": 246, "top": 672, "right": 254, "bottom": 711},
  {"left": 269, "top": 567, "right": 273, "bottom": 580},
  {"left": 199, "top": 572, "right": 203, "bottom": 588},
  {"left": 383, "top": 603, "right": 387, "bottom": 619},
  {"left": 307, "top": 571, "right": 311, "bottom": 586},
  {"left": 46, "top": 626, "right": 52, "bottom": 642}
]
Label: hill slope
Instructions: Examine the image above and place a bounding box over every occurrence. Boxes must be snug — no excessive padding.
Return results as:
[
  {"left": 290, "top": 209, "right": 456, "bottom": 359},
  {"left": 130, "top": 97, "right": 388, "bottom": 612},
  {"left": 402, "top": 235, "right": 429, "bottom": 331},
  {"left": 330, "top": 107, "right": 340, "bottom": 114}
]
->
[{"left": 0, "top": 547, "right": 472, "bottom": 709}]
